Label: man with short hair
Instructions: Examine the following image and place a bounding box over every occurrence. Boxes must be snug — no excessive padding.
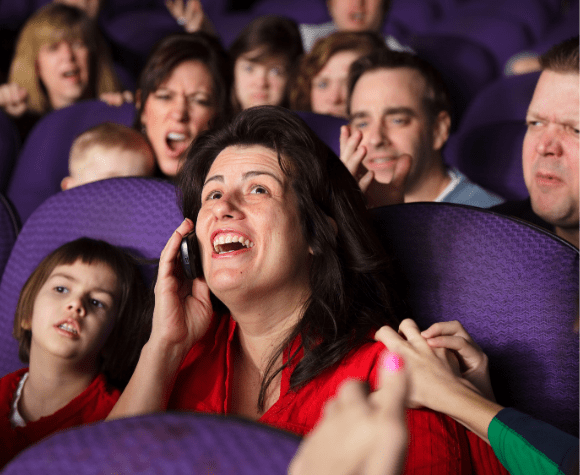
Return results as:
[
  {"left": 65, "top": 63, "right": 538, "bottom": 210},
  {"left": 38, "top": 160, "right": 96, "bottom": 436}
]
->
[
  {"left": 342, "top": 49, "right": 504, "bottom": 208},
  {"left": 492, "top": 37, "right": 579, "bottom": 248}
]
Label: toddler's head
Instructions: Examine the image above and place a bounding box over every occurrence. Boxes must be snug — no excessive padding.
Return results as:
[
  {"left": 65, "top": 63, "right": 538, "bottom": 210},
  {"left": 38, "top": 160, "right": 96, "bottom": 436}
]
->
[
  {"left": 13, "top": 238, "right": 150, "bottom": 388},
  {"left": 62, "top": 122, "right": 156, "bottom": 190}
]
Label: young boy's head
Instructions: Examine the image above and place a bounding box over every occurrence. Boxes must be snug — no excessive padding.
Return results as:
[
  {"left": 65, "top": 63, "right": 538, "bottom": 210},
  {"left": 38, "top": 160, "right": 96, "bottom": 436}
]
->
[
  {"left": 61, "top": 122, "right": 156, "bottom": 191},
  {"left": 13, "top": 238, "right": 151, "bottom": 388}
]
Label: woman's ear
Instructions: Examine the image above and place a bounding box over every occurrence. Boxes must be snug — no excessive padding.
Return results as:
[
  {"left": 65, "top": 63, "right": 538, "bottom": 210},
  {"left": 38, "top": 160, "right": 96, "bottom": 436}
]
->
[{"left": 21, "top": 316, "right": 32, "bottom": 331}]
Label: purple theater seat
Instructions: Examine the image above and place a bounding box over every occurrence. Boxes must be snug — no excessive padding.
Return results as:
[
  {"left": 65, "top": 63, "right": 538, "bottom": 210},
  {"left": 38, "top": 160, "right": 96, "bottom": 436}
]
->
[
  {"left": 6, "top": 100, "right": 136, "bottom": 224},
  {"left": 0, "top": 177, "right": 182, "bottom": 378},
  {"left": 457, "top": 71, "right": 540, "bottom": 132},
  {"left": 408, "top": 34, "right": 499, "bottom": 127},
  {"left": 386, "top": 0, "right": 443, "bottom": 35},
  {"left": 445, "top": 120, "right": 528, "bottom": 201},
  {"left": 372, "top": 202, "right": 579, "bottom": 435},
  {"left": 3, "top": 413, "right": 300, "bottom": 474},
  {"left": 431, "top": 11, "right": 535, "bottom": 71},
  {"left": 251, "top": 0, "right": 330, "bottom": 24},
  {"left": 0, "top": 194, "right": 19, "bottom": 282},
  {"left": 0, "top": 110, "right": 21, "bottom": 193},
  {"left": 294, "top": 111, "right": 347, "bottom": 158}
]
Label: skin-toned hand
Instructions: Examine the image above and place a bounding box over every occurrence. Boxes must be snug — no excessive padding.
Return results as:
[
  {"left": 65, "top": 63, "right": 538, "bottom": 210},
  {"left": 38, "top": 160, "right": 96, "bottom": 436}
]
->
[
  {"left": 151, "top": 218, "right": 213, "bottom": 358},
  {"left": 339, "top": 125, "right": 410, "bottom": 208},
  {"left": 165, "top": 0, "right": 212, "bottom": 33},
  {"left": 288, "top": 350, "right": 408, "bottom": 475},
  {"left": 99, "top": 91, "right": 134, "bottom": 107},
  {"left": 0, "top": 83, "right": 29, "bottom": 117},
  {"left": 375, "top": 319, "right": 503, "bottom": 444},
  {"left": 421, "top": 320, "right": 495, "bottom": 402}
]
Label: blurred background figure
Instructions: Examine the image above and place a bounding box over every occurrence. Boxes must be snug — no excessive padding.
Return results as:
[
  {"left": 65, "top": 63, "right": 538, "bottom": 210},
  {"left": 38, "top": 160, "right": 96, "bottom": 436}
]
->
[
  {"left": 61, "top": 122, "right": 155, "bottom": 190},
  {"left": 0, "top": 3, "right": 119, "bottom": 140},
  {"left": 229, "top": 15, "right": 303, "bottom": 114},
  {"left": 135, "top": 33, "right": 231, "bottom": 178},
  {"left": 290, "top": 31, "right": 384, "bottom": 118}
]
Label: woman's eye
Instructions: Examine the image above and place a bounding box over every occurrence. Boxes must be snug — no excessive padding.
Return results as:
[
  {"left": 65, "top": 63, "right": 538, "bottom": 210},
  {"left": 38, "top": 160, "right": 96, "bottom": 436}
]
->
[
  {"left": 250, "top": 185, "right": 268, "bottom": 194},
  {"left": 315, "top": 80, "right": 328, "bottom": 89},
  {"left": 155, "top": 93, "right": 171, "bottom": 101},
  {"left": 270, "top": 67, "right": 284, "bottom": 76},
  {"left": 54, "top": 286, "right": 68, "bottom": 293},
  {"left": 90, "top": 299, "right": 104, "bottom": 309},
  {"left": 205, "top": 190, "right": 223, "bottom": 200},
  {"left": 243, "top": 63, "right": 253, "bottom": 73}
]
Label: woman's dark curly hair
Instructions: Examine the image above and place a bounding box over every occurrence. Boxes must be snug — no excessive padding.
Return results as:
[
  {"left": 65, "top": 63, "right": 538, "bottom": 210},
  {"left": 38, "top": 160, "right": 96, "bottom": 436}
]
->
[{"left": 178, "top": 105, "right": 406, "bottom": 411}]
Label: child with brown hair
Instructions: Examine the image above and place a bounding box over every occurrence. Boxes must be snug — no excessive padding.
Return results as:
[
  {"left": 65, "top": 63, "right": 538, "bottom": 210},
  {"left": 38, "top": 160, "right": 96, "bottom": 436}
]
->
[{"left": 0, "top": 238, "right": 150, "bottom": 468}]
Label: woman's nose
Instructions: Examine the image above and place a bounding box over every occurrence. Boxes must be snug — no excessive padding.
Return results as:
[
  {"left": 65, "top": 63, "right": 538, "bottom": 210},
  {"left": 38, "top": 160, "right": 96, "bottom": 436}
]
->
[
  {"left": 67, "top": 297, "right": 86, "bottom": 317},
  {"left": 171, "top": 95, "right": 190, "bottom": 122},
  {"left": 211, "top": 193, "right": 244, "bottom": 220}
]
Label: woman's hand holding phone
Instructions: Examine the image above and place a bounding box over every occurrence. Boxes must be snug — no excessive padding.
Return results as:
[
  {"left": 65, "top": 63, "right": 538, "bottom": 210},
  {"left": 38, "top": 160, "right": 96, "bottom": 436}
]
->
[{"left": 151, "top": 218, "right": 213, "bottom": 361}]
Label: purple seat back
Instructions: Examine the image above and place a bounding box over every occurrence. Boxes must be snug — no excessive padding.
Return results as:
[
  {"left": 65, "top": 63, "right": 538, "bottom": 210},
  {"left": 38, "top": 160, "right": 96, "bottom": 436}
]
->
[
  {"left": 0, "top": 110, "right": 21, "bottom": 193},
  {"left": 458, "top": 71, "right": 540, "bottom": 132},
  {"left": 3, "top": 413, "right": 300, "bottom": 474},
  {"left": 295, "top": 111, "right": 347, "bottom": 157},
  {"left": 251, "top": 0, "right": 330, "bottom": 24},
  {"left": 6, "top": 100, "right": 136, "bottom": 224},
  {"left": 408, "top": 34, "right": 499, "bottom": 126},
  {"left": 372, "top": 202, "right": 579, "bottom": 435},
  {"left": 0, "top": 194, "right": 19, "bottom": 282},
  {"left": 0, "top": 177, "right": 182, "bottom": 377},
  {"left": 445, "top": 120, "right": 528, "bottom": 201}
]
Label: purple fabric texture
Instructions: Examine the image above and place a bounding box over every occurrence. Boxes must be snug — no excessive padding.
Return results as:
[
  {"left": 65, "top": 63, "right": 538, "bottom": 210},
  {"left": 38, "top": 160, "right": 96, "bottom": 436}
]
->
[
  {"left": 0, "top": 110, "right": 21, "bottom": 193},
  {"left": 3, "top": 412, "right": 301, "bottom": 474},
  {"left": 408, "top": 34, "right": 499, "bottom": 126},
  {"left": 0, "top": 194, "right": 19, "bottom": 282},
  {"left": 444, "top": 121, "right": 529, "bottom": 201},
  {"left": 371, "top": 202, "right": 579, "bottom": 436},
  {"left": 0, "top": 177, "right": 182, "bottom": 378},
  {"left": 295, "top": 111, "right": 347, "bottom": 158},
  {"left": 6, "top": 100, "right": 136, "bottom": 224}
]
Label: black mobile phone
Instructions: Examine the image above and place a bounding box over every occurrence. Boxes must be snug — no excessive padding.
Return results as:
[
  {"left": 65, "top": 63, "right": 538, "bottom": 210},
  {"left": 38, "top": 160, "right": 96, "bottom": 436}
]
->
[{"left": 180, "top": 232, "right": 203, "bottom": 280}]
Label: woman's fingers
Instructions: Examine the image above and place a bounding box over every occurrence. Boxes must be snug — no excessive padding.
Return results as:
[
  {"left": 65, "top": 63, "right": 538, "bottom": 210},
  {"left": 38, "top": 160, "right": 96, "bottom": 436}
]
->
[{"left": 158, "top": 218, "right": 194, "bottom": 283}]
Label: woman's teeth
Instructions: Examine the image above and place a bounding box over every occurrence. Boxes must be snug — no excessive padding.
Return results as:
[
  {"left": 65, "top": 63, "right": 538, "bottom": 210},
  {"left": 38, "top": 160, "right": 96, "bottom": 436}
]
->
[{"left": 213, "top": 234, "right": 254, "bottom": 254}]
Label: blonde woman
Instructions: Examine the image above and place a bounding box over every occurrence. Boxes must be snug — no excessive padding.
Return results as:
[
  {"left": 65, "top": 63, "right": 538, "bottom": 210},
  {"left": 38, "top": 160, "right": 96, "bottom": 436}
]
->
[{"left": 0, "top": 3, "right": 120, "bottom": 138}]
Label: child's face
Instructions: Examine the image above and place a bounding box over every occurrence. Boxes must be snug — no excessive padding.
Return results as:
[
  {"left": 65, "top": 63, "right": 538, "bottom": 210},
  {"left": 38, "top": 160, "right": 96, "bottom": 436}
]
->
[
  {"left": 23, "top": 260, "right": 120, "bottom": 371},
  {"left": 62, "top": 144, "right": 156, "bottom": 190}
]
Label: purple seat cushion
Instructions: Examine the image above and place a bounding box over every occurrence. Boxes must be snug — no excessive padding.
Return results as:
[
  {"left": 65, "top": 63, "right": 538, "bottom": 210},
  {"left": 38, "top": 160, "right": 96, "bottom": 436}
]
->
[
  {"left": 372, "top": 202, "right": 579, "bottom": 435},
  {"left": 0, "top": 177, "right": 182, "bottom": 377},
  {"left": 3, "top": 412, "right": 300, "bottom": 474},
  {"left": 6, "top": 100, "right": 136, "bottom": 224}
]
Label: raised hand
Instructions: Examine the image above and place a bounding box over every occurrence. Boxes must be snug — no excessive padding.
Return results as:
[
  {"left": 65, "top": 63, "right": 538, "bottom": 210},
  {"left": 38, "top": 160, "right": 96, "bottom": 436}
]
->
[
  {"left": 421, "top": 320, "right": 495, "bottom": 401},
  {"left": 99, "top": 91, "right": 134, "bottom": 107},
  {"left": 165, "top": 0, "right": 209, "bottom": 33},
  {"left": 0, "top": 83, "right": 28, "bottom": 117},
  {"left": 151, "top": 218, "right": 213, "bottom": 360},
  {"left": 288, "top": 350, "right": 408, "bottom": 475},
  {"left": 339, "top": 125, "right": 410, "bottom": 207}
]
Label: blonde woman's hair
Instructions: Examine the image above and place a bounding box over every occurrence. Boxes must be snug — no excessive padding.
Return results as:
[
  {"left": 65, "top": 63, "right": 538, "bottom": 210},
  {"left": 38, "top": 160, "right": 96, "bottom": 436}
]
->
[{"left": 8, "top": 3, "right": 120, "bottom": 115}]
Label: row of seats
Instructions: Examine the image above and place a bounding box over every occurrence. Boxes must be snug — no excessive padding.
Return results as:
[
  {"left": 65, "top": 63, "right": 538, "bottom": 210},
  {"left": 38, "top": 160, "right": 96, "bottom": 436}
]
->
[
  {"left": 0, "top": 177, "right": 577, "bottom": 436},
  {"left": 0, "top": 69, "right": 539, "bottom": 224}
]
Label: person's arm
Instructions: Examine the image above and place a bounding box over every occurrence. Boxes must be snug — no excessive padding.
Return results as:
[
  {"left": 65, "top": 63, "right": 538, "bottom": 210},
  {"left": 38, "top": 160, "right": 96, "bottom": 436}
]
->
[
  {"left": 489, "top": 408, "right": 579, "bottom": 475},
  {"left": 288, "top": 350, "right": 408, "bottom": 475},
  {"left": 108, "top": 219, "right": 213, "bottom": 419},
  {"left": 375, "top": 320, "right": 502, "bottom": 443}
]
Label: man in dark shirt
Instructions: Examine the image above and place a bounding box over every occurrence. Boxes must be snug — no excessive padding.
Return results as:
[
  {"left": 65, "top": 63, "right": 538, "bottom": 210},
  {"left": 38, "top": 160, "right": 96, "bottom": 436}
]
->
[{"left": 491, "top": 37, "right": 578, "bottom": 249}]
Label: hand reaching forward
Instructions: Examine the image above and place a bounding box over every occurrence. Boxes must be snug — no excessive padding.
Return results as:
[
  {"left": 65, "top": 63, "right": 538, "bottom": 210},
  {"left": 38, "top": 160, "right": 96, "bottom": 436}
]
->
[
  {"left": 288, "top": 350, "right": 408, "bottom": 475},
  {"left": 100, "top": 91, "right": 134, "bottom": 107},
  {"left": 166, "top": 0, "right": 211, "bottom": 33},
  {"left": 339, "top": 125, "right": 410, "bottom": 208},
  {"left": 421, "top": 320, "right": 495, "bottom": 401},
  {"left": 375, "top": 319, "right": 470, "bottom": 412},
  {"left": 0, "top": 83, "right": 28, "bottom": 117},
  {"left": 151, "top": 218, "right": 213, "bottom": 359}
]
